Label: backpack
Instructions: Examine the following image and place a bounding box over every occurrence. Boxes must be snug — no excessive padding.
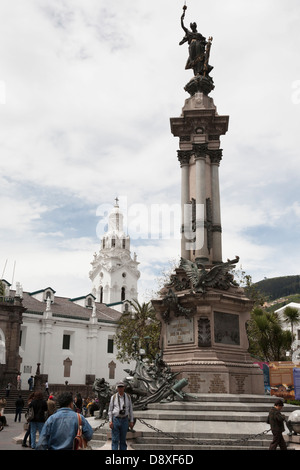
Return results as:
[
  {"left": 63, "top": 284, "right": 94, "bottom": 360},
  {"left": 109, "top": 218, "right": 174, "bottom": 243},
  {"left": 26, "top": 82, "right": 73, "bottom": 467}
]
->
[{"left": 73, "top": 413, "right": 91, "bottom": 450}]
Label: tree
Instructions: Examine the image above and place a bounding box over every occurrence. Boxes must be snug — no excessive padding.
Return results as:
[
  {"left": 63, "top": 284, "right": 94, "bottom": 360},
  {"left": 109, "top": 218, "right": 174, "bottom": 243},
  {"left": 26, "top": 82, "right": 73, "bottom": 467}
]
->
[
  {"left": 282, "top": 306, "right": 300, "bottom": 356},
  {"left": 232, "top": 269, "right": 293, "bottom": 360},
  {"left": 231, "top": 267, "right": 267, "bottom": 307},
  {"left": 282, "top": 306, "right": 300, "bottom": 341},
  {"left": 114, "top": 299, "right": 161, "bottom": 363},
  {"left": 247, "top": 307, "right": 293, "bottom": 361}
]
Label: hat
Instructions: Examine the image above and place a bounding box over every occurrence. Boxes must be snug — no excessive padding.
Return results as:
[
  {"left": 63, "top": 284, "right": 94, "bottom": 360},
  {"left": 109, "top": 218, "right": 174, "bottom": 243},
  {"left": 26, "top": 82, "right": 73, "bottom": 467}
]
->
[{"left": 116, "top": 381, "right": 125, "bottom": 387}]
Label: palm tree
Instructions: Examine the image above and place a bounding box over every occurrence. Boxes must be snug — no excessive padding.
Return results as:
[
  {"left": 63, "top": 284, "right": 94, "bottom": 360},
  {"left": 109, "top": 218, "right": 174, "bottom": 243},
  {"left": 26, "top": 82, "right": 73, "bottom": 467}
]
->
[
  {"left": 282, "top": 306, "right": 300, "bottom": 337},
  {"left": 247, "top": 307, "right": 293, "bottom": 361},
  {"left": 115, "top": 299, "right": 161, "bottom": 363},
  {"left": 282, "top": 306, "right": 300, "bottom": 353}
]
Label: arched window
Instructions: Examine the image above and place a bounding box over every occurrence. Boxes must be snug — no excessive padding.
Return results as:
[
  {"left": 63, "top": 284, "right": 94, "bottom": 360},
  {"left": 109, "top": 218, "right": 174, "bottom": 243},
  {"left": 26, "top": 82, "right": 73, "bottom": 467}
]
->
[
  {"left": 44, "top": 289, "right": 54, "bottom": 303},
  {"left": 121, "top": 287, "right": 126, "bottom": 301},
  {"left": 111, "top": 237, "right": 116, "bottom": 248},
  {"left": 100, "top": 286, "right": 103, "bottom": 303}
]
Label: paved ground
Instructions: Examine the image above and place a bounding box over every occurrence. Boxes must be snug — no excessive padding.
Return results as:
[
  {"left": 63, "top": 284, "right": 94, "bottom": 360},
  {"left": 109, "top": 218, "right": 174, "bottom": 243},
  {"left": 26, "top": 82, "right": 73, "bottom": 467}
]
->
[{"left": 0, "top": 413, "right": 30, "bottom": 451}]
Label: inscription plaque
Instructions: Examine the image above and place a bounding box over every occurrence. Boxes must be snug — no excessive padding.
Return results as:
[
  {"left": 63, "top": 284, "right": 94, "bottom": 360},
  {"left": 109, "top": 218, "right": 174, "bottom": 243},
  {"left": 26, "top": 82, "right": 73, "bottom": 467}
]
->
[
  {"left": 167, "top": 318, "right": 194, "bottom": 345},
  {"left": 209, "top": 374, "right": 227, "bottom": 393},
  {"left": 214, "top": 311, "right": 240, "bottom": 345}
]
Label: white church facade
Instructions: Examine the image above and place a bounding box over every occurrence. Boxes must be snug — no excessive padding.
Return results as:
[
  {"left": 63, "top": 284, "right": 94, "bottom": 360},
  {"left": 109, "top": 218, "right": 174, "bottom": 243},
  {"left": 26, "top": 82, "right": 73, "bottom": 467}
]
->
[{"left": 1, "top": 201, "right": 139, "bottom": 388}]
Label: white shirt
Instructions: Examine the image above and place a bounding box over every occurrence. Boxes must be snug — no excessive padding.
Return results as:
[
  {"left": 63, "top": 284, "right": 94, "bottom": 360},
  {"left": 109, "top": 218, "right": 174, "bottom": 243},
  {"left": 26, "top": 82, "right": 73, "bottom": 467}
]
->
[{"left": 108, "top": 392, "right": 134, "bottom": 422}]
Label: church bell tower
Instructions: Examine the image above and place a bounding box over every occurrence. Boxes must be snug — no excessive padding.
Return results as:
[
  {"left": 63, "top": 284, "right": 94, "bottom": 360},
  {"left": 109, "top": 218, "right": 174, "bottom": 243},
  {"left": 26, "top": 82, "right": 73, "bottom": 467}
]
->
[{"left": 89, "top": 199, "right": 140, "bottom": 310}]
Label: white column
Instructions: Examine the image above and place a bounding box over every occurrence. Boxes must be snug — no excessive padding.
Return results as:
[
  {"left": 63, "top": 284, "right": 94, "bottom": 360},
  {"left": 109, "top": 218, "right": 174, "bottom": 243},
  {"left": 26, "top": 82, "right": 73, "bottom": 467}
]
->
[
  {"left": 178, "top": 150, "right": 191, "bottom": 260},
  {"left": 210, "top": 150, "right": 223, "bottom": 263},
  {"left": 194, "top": 144, "right": 209, "bottom": 263}
]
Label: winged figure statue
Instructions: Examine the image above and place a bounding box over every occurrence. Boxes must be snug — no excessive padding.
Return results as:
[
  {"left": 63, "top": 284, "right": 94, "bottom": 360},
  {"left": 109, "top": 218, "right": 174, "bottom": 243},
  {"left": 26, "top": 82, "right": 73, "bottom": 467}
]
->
[{"left": 180, "top": 256, "right": 240, "bottom": 293}]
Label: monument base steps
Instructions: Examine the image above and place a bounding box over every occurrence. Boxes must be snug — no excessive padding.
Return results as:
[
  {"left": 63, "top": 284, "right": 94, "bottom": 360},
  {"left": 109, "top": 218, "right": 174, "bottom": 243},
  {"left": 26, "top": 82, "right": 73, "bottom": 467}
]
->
[{"left": 89, "top": 394, "right": 300, "bottom": 450}]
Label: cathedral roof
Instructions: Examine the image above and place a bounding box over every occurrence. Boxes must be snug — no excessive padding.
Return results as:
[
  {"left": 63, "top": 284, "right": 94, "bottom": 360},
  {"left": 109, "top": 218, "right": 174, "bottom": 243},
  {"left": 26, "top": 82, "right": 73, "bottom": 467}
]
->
[{"left": 11, "top": 289, "right": 122, "bottom": 323}]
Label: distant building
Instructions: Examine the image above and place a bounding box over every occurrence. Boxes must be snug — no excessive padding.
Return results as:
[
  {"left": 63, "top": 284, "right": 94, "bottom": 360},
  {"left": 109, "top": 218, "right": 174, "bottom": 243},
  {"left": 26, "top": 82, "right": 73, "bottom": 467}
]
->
[
  {"left": 0, "top": 280, "right": 134, "bottom": 388},
  {"left": 0, "top": 202, "right": 138, "bottom": 388}
]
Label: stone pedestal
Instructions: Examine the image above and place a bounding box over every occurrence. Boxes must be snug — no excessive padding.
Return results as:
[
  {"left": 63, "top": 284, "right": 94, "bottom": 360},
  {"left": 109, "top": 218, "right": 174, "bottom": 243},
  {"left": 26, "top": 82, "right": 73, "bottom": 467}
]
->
[{"left": 152, "top": 282, "right": 264, "bottom": 395}]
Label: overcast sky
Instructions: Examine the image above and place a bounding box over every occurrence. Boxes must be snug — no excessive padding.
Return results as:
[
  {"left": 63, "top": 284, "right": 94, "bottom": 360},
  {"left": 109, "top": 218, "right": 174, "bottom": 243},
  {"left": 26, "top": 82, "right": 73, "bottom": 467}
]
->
[{"left": 1, "top": 0, "right": 300, "bottom": 302}]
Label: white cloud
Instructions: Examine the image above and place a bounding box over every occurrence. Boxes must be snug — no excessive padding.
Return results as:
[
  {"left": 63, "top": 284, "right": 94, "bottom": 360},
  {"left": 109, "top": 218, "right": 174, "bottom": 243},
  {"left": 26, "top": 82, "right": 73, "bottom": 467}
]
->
[
  {"left": 0, "top": 196, "right": 48, "bottom": 234},
  {"left": 0, "top": 0, "right": 300, "bottom": 300}
]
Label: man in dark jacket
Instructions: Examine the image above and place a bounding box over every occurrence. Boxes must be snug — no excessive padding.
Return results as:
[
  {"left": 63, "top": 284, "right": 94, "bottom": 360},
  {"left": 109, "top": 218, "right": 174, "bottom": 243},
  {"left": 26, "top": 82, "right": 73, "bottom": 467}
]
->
[
  {"left": 14, "top": 395, "right": 25, "bottom": 422},
  {"left": 268, "top": 399, "right": 290, "bottom": 450}
]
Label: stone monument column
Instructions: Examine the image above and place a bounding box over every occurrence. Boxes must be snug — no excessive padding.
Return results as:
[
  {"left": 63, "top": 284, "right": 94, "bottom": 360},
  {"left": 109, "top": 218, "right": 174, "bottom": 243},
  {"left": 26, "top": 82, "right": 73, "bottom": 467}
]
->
[
  {"left": 171, "top": 98, "right": 228, "bottom": 264},
  {"left": 152, "top": 5, "right": 264, "bottom": 396}
]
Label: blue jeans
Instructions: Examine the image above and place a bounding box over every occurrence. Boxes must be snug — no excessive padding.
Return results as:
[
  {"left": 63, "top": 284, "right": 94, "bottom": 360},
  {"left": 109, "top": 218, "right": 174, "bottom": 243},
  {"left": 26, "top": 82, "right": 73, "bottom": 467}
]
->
[
  {"left": 111, "top": 416, "right": 129, "bottom": 450},
  {"left": 30, "top": 421, "right": 44, "bottom": 449}
]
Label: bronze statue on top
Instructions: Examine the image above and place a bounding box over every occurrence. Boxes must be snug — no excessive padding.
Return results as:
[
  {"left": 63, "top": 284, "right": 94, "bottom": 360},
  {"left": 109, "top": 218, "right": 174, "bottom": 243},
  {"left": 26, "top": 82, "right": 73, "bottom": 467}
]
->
[{"left": 179, "top": 4, "right": 214, "bottom": 96}]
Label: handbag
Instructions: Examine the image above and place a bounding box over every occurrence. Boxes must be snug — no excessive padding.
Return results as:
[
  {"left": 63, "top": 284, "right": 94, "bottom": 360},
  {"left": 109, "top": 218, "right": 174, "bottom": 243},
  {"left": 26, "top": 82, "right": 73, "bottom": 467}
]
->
[
  {"left": 73, "top": 413, "right": 91, "bottom": 450},
  {"left": 25, "top": 406, "right": 34, "bottom": 422}
]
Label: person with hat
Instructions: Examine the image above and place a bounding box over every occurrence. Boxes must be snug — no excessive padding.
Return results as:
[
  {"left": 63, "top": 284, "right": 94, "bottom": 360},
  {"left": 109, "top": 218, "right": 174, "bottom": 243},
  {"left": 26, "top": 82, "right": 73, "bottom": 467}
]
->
[
  {"left": 108, "top": 381, "right": 134, "bottom": 450},
  {"left": 46, "top": 394, "right": 57, "bottom": 417},
  {"left": 267, "top": 399, "right": 292, "bottom": 450}
]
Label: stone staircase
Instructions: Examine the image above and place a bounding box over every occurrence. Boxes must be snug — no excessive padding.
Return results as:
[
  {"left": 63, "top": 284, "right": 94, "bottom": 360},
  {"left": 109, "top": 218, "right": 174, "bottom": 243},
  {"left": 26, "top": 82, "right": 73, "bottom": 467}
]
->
[
  {"left": 0, "top": 388, "right": 33, "bottom": 413},
  {"left": 89, "top": 394, "right": 300, "bottom": 451}
]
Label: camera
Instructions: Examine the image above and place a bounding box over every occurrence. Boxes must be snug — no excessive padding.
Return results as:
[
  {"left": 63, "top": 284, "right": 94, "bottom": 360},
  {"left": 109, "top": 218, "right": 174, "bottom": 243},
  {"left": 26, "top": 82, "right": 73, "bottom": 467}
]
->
[{"left": 119, "top": 407, "right": 125, "bottom": 416}]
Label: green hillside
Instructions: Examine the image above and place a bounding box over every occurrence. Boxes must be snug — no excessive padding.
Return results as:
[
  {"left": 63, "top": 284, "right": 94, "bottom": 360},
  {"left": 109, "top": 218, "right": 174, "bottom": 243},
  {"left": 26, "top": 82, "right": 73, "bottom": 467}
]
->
[{"left": 253, "top": 275, "right": 300, "bottom": 301}]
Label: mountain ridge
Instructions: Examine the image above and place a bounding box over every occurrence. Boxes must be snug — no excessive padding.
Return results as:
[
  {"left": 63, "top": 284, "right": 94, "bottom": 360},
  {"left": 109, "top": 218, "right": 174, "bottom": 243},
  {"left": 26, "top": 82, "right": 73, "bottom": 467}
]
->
[{"left": 253, "top": 275, "right": 300, "bottom": 301}]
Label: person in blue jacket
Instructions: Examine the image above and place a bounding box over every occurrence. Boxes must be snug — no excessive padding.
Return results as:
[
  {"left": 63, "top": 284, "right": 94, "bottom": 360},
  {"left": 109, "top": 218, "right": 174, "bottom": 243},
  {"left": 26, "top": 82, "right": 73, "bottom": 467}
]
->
[{"left": 36, "top": 392, "right": 93, "bottom": 450}]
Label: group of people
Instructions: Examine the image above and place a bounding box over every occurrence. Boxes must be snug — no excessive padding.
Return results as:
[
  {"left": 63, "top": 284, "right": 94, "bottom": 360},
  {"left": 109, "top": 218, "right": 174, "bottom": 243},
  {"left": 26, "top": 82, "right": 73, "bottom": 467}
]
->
[
  {"left": 33, "top": 392, "right": 93, "bottom": 450},
  {"left": 24, "top": 381, "right": 135, "bottom": 450},
  {"left": 1, "top": 380, "right": 135, "bottom": 450},
  {"left": 19, "top": 390, "right": 93, "bottom": 450},
  {"left": 2, "top": 378, "right": 297, "bottom": 451}
]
